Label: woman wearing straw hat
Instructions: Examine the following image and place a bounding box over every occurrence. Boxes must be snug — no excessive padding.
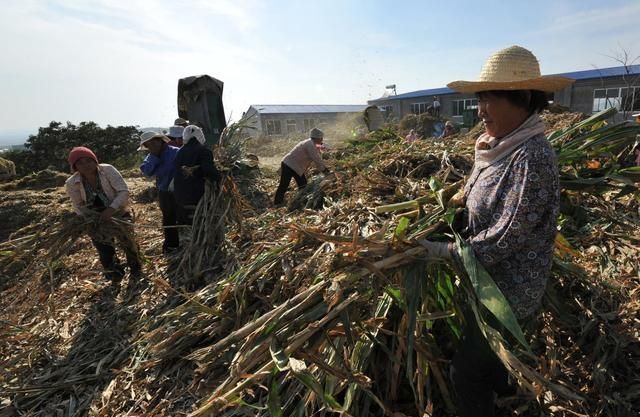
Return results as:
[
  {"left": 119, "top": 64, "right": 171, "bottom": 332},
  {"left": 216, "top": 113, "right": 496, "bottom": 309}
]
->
[
  {"left": 139, "top": 131, "right": 181, "bottom": 253},
  {"left": 418, "top": 45, "right": 574, "bottom": 416},
  {"left": 65, "top": 146, "right": 142, "bottom": 281}
]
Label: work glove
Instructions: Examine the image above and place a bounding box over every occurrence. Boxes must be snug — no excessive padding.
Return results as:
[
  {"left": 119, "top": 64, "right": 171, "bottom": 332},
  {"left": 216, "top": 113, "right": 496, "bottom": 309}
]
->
[{"left": 418, "top": 239, "right": 453, "bottom": 260}]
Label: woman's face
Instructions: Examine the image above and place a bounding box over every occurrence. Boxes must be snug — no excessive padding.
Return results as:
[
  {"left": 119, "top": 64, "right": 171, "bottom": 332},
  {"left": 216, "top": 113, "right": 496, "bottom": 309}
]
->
[
  {"left": 75, "top": 157, "right": 98, "bottom": 176},
  {"left": 477, "top": 92, "right": 529, "bottom": 138}
]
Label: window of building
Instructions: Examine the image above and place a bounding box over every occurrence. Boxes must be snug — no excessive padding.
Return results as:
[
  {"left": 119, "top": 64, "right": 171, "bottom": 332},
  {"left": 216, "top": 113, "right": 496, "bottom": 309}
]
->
[
  {"left": 622, "top": 87, "right": 640, "bottom": 112},
  {"left": 410, "top": 102, "right": 428, "bottom": 114},
  {"left": 266, "top": 120, "right": 282, "bottom": 136},
  {"left": 303, "top": 119, "right": 316, "bottom": 131},
  {"left": 592, "top": 88, "right": 622, "bottom": 112},
  {"left": 592, "top": 87, "right": 640, "bottom": 113},
  {"left": 452, "top": 99, "right": 478, "bottom": 116},
  {"left": 383, "top": 105, "right": 393, "bottom": 114},
  {"left": 286, "top": 119, "right": 297, "bottom": 134}
]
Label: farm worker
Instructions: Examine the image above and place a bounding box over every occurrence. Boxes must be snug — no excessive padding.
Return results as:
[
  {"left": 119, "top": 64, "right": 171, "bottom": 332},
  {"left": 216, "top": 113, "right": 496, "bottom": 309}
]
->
[
  {"left": 65, "top": 146, "right": 142, "bottom": 281},
  {"left": 419, "top": 45, "right": 575, "bottom": 417},
  {"left": 174, "top": 117, "right": 189, "bottom": 127},
  {"left": 432, "top": 96, "right": 441, "bottom": 116},
  {"left": 440, "top": 121, "right": 456, "bottom": 138},
  {"left": 404, "top": 129, "right": 418, "bottom": 142},
  {"left": 139, "top": 131, "right": 181, "bottom": 253},
  {"left": 167, "top": 125, "right": 184, "bottom": 147},
  {"left": 173, "top": 125, "right": 221, "bottom": 224},
  {"left": 274, "top": 128, "right": 331, "bottom": 206}
]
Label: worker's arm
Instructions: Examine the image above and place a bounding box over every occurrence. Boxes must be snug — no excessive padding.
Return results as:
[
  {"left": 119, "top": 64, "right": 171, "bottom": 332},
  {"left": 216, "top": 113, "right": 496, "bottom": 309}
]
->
[
  {"left": 305, "top": 140, "right": 328, "bottom": 172},
  {"left": 65, "top": 178, "right": 85, "bottom": 215},
  {"left": 102, "top": 165, "right": 130, "bottom": 211},
  {"left": 140, "top": 153, "right": 161, "bottom": 177},
  {"left": 199, "top": 147, "right": 222, "bottom": 182}
]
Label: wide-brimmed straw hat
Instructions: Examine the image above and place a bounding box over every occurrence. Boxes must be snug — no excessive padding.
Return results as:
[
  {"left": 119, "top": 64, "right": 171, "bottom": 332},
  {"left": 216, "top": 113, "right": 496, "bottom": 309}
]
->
[
  {"left": 447, "top": 45, "right": 574, "bottom": 93},
  {"left": 137, "top": 131, "right": 169, "bottom": 151}
]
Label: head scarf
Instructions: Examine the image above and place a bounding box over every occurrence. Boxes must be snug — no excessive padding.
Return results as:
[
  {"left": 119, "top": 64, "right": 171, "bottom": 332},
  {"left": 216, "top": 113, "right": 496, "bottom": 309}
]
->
[
  {"left": 474, "top": 113, "right": 545, "bottom": 169},
  {"left": 183, "top": 125, "right": 206, "bottom": 145},
  {"left": 68, "top": 146, "right": 98, "bottom": 171}
]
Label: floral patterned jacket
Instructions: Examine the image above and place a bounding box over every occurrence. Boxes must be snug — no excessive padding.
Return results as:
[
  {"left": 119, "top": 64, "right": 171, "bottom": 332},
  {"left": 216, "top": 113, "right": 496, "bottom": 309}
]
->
[{"left": 463, "top": 133, "right": 560, "bottom": 319}]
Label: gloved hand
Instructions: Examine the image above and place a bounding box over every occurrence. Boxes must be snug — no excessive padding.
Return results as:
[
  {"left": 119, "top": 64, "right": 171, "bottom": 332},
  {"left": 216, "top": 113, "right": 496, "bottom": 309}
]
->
[{"left": 418, "top": 239, "right": 453, "bottom": 260}]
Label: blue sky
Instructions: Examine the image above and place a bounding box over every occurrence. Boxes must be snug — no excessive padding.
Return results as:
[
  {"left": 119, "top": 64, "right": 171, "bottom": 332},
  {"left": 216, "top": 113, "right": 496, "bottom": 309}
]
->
[{"left": 1, "top": 0, "right": 639, "bottom": 144}]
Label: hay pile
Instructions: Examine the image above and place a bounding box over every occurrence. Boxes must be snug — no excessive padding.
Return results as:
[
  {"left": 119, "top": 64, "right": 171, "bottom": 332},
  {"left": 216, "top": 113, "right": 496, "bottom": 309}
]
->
[
  {"left": 1, "top": 109, "right": 639, "bottom": 417},
  {"left": 0, "top": 156, "right": 16, "bottom": 181}
]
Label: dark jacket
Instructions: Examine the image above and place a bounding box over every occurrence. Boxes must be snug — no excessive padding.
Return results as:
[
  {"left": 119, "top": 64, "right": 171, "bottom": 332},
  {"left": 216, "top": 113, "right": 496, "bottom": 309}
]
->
[{"left": 173, "top": 140, "right": 221, "bottom": 206}]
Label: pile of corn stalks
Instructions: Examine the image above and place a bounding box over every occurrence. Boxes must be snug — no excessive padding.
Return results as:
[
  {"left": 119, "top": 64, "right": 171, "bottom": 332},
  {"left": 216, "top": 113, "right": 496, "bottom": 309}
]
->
[
  {"left": 1, "top": 109, "right": 639, "bottom": 417},
  {"left": 0, "top": 211, "right": 141, "bottom": 288},
  {"left": 110, "top": 109, "right": 639, "bottom": 416}
]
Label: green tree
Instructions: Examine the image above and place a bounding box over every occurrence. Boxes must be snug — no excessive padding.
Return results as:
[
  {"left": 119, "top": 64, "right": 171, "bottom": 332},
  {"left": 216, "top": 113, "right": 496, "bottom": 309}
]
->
[{"left": 4, "top": 121, "right": 142, "bottom": 175}]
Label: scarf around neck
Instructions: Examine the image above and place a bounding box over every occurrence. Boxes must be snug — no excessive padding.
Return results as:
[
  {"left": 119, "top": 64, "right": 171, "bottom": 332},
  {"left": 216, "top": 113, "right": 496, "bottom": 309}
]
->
[{"left": 474, "top": 113, "right": 545, "bottom": 169}]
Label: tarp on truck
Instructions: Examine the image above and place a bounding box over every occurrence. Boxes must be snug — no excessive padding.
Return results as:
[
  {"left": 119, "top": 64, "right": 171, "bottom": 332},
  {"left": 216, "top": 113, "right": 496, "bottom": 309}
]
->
[{"left": 177, "top": 75, "right": 227, "bottom": 145}]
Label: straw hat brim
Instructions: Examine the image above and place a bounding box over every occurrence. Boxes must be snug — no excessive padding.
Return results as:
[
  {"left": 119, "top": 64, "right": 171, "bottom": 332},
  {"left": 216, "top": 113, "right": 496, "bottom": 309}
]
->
[
  {"left": 137, "top": 134, "right": 170, "bottom": 151},
  {"left": 447, "top": 76, "right": 575, "bottom": 93}
]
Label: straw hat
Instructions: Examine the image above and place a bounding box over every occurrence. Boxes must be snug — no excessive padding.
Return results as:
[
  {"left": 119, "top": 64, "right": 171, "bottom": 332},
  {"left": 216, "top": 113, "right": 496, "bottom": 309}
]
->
[
  {"left": 447, "top": 45, "right": 575, "bottom": 93},
  {"left": 137, "top": 131, "right": 169, "bottom": 151}
]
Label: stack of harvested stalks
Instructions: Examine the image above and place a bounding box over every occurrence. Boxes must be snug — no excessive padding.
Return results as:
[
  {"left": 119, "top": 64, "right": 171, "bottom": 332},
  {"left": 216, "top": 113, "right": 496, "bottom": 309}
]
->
[
  {"left": 1, "top": 108, "right": 639, "bottom": 417},
  {"left": 169, "top": 116, "right": 257, "bottom": 289},
  {"left": 138, "top": 108, "right": 639, "bottom": 417},
  {"left": 0, "top": 211, "right": 140, "bottom": 286}
]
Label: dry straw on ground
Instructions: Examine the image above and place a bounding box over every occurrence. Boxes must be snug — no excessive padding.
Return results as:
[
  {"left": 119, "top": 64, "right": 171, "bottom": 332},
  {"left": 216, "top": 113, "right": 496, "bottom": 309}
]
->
[{"left": 1, "top": 108, "right": 639, "bottom": 417}]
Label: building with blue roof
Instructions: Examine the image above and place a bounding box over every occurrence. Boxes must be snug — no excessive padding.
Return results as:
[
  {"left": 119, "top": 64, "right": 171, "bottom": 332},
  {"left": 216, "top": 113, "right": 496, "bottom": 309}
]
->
[
  {"left": 368, "top": 65, "right": 640, "bottom": 124},
  {"left": 244, "top": 104, "right": 368, "bottom": 138}
]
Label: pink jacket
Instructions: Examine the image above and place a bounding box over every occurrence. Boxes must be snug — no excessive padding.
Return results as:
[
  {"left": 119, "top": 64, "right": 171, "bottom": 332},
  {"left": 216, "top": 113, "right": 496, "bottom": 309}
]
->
[
  {"left": 65, "top": 164, "right": 129, "bottom": 215},
  {"left": 282, "top": 138, "right": 327, "bottom": 176}
]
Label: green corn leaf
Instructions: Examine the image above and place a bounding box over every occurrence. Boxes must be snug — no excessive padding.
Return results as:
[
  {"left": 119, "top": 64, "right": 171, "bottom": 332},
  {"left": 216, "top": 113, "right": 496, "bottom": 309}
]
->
[
  {"left": 267, "top": 376, "right": 283, "bottom": 417},
  {"left": 394, "top": 217, "right": 410, "bottom": 240},
  {"left": 288, "top": 358, "right": 345, "bottom": 412},
  {"left": 455, "top": 234, "right": 529, "bottom": 350},
  {"left": 269, "top": 338, "right": 290, "bottom": 372}
]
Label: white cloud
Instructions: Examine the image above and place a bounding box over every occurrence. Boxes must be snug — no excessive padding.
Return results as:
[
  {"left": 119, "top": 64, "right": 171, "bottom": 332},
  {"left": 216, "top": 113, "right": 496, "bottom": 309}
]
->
[{"left": 0, "top": 0, "right": 270, "bottom": 130}]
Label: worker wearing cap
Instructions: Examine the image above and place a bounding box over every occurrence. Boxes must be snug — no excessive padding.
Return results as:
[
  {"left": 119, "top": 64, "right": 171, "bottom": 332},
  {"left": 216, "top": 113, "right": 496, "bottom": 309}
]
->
[
  {"left": 139, "top": 131, "right": 180, "bottom": 252},
  {"left": 167, "top": 125, "right": 184, "bottom": 147},
  {"left": 174, "top": 117, "right": 189, "bottom": 127},
  {"left": 274, "top": 128, "right": 331, "bottom": 206}
]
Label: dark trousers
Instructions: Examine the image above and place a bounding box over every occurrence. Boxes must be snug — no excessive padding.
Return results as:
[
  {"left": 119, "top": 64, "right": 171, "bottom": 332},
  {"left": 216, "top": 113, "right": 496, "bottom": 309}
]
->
[
  {"left": 91, "top": 228, "right": 141, "bottom": 273},
  {"left": 159, "top": 191, "right": 179, "bottom": 250},
  {"left": 274, "top": 162, "right": 307, "bottom": 205},
  {"left": 450, "top": 311, "right": 514, "bottom": 417}
]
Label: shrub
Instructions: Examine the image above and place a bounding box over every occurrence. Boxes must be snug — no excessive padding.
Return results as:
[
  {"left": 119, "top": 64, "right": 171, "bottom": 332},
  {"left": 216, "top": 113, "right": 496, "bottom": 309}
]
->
[{"left": 3, "top": 121, "right": 142, "bottom": 176}]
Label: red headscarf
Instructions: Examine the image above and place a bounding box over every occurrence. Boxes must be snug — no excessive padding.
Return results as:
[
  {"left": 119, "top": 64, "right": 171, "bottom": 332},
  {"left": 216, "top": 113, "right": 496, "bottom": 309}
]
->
[{"left": 68, "top": 147, "right": 98, "bottom": 171}]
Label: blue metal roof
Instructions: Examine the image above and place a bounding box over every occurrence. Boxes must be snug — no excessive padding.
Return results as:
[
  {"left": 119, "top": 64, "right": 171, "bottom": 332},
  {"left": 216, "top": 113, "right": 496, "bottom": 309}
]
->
[
  {"left": 550, "top": 64, "right": 640, "bottom": 81},
  {"left": 250, "top": 104, "right": 368, "bottom": 114},
  {"left": 370, "top": 65, "right": 640, "bottom": 102}
]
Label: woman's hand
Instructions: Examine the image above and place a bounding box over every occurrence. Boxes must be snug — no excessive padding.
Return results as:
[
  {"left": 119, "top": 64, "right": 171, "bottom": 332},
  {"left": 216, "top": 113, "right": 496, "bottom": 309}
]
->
[
  {"left": 100, "top": 207, "right": 117, "bottom": 221},
  {"left": 418, "top": 239, "right": 453, "bottom": 260}
]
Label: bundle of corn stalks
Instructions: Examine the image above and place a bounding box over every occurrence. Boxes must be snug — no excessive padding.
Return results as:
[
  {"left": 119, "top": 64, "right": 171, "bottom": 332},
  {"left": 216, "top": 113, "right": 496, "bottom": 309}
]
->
[
  {"left": 125, "top": 108, "right": 639, "bottom": 417},
  {"left": 0, "top": 211, "right": 140, "bottom": 286},
  {"left": 169, "top": 117, "right": 257, "bottom": 289},
  {"left": 2, "top": 109, "right": 639, "bottom": 417}
]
